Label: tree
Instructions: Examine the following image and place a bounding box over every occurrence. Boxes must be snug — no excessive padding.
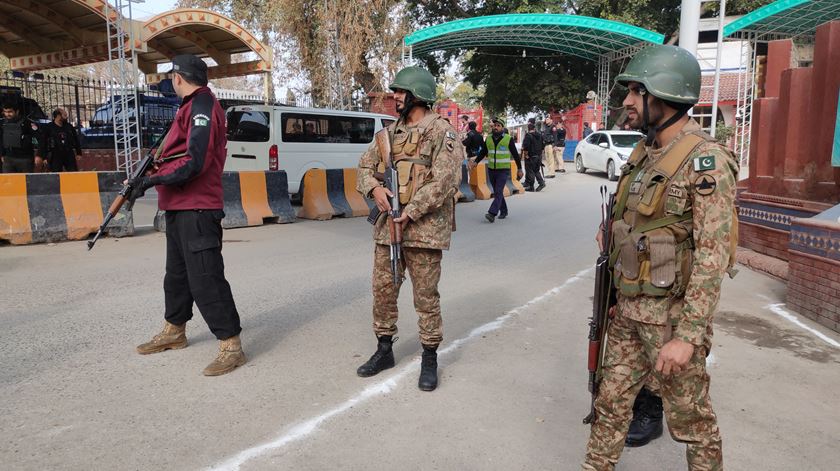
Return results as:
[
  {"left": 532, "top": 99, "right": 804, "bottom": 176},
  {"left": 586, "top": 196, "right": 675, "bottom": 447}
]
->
[{"left": 178, "top": 0, "right": 409, "bottom": 108}]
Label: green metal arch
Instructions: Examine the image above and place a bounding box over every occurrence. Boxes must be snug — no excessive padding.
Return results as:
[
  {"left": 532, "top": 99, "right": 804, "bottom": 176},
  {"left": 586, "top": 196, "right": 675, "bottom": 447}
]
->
[
  {"left": 723, "top": 0, "right": 839, "bottom": 38},
  {"left": 404, "top": 14, "right": 665, "bottom": 61}
]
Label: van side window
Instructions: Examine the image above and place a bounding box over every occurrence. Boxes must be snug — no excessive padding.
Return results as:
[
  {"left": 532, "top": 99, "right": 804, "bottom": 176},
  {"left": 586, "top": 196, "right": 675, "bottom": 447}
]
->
[
  {"left": 282, "top": 113, "right": 375, "bottom": 144},
  {"left": 227, "top": 111, "right": 270, "bottom": 142}
]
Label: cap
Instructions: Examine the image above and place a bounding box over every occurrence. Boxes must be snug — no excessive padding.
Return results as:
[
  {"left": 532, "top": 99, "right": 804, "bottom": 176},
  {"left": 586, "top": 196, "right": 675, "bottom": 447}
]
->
[{"left": 166, "top": 54, "right": 208, "bottom": 85}]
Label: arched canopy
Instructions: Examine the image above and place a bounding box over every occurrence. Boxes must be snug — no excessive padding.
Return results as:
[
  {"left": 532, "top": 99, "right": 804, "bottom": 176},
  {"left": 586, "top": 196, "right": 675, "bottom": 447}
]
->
[
  {"left": 139, "top": 8, "right": 272, "bottom": 80},
  {"left": 1, "top": 4, "right": 272, "bottom": 80},
  {"left": 404, "top": 13, "right": 665, "bottom": 61},
  {"left": 0, "top": 0, "right": 114, "bottom": 60},
  {"left": 724, "top": 0, "right": 840, "bottom": 39}
]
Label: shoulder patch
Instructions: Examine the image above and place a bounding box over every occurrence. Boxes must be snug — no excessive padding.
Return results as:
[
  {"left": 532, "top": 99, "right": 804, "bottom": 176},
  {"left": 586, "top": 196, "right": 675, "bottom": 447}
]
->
[
  {"left": 445, "top": 130, "right": 456, "bottom": 140},
  {"left": 667, "top": 186, "right": 685, "bottom": 198},
  {"left": 694, "top": 174, "right": 717, "bottom": 196},
  {"left": 193, "top": 113, "right": 210, "bottom": 127},
  {"left": 693, "top": 155, "right": 716, "bottom": 172}
]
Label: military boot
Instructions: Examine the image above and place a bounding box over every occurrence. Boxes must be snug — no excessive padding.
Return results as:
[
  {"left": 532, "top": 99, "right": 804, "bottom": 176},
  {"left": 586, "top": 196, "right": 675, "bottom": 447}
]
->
[
  {"left": 418, "top": 345, "right": 438, "bottom": 391},
  {"left": 136, "top": 321, "right": 187, "bottom": 355},
  {"left": 357, "top": 335, "right": 396, "bottom": 377},
  {"left": 625, "top": 388, "right": 663, "bottom": 447},
  {"left": 203, "top": 335, "right": 247, "bottom": 376}
]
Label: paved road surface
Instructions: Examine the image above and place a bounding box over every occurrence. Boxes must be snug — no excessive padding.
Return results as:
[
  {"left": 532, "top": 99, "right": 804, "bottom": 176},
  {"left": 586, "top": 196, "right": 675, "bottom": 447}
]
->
[{"left": 2, "top": 166, "right": 839, "bottom": 470}]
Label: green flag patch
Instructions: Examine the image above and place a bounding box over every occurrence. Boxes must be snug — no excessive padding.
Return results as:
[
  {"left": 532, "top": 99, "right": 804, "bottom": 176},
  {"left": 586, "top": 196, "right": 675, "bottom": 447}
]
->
[{"left": 693, "top": 155, "right": 716, "bottom": 172}]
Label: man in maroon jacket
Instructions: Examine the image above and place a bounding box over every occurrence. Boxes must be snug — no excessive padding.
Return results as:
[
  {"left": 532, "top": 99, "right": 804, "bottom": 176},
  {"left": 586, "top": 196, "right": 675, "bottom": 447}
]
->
[{"left": 131, "top": 54, "right": 245, "bottom": 376}]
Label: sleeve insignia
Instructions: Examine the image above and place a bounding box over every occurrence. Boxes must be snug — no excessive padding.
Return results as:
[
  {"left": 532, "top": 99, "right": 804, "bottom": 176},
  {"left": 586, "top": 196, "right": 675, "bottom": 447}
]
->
[
  {"left": 445, "top": 131, "right": 456, "bottom": 140},
  {"left": 193, "top": 113, "right": 210, "bottom": 127},
  {"left": 694, "top": 174, "right": 717, "bottom": 196},
  {"left": 693, "top": 155, "right": 716, "bottom": 172}
]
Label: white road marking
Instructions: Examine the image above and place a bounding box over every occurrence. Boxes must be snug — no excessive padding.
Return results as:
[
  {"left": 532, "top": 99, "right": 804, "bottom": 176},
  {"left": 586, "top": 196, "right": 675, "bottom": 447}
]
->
[
  {"left": 208, "top": 267, "right": 592, "bottom": 471},
  {"left": 763, "top": 302, "right": 840, "bottom": 349}
]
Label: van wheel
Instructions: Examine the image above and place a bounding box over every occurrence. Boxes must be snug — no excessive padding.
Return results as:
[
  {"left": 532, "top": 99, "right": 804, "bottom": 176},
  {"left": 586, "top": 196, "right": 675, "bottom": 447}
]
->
[
  {"left": 607, "top": 160, "right": 618, "bottom": 181},
  {"left": 575, "top": 154, "right": 586, "bottom": 173}
]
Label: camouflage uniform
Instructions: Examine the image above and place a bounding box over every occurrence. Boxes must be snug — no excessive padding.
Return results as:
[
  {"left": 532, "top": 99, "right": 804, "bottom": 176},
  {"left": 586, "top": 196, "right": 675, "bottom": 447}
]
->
[
  {"left": 357, "top": 112, "right": 461, "bottom": 347},
  {"left": 584, "top": 119, "right": 738, "bottom": 471}
]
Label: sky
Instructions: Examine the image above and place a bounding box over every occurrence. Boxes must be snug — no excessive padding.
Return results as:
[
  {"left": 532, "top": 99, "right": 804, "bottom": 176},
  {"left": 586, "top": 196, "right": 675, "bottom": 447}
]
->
[{"left": 131, "top": 0, "right": 180, "bottom": 20}]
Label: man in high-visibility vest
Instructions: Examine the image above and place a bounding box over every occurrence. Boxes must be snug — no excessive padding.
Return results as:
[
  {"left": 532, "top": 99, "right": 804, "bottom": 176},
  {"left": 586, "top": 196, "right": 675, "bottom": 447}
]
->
[{"left": 472, "top": 117, "right": 521, "bottom": 223}]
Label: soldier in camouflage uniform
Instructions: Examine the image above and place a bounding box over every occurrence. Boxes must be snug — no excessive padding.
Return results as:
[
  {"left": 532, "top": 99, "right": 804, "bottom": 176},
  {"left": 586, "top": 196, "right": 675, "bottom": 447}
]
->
[
  {"left": 355, "top": 66, "right": 461, "bottom": 392},
  {"left": 583, "top": 45, "right": 739, "bottom": 470}
]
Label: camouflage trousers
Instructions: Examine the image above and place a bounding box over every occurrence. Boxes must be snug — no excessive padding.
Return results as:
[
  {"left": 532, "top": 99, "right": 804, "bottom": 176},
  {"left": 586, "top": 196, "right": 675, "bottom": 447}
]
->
[
  {"left": 371, "top": 244, "right": 443, "bottom": 347},
  {"left": 583, "top": 314, "right": 722, "bottom": 471}
]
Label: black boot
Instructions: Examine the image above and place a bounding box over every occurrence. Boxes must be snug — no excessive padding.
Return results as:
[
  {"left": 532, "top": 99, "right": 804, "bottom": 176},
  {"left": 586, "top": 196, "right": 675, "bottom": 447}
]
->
[
  {"left": 356, "top": 335, "right": 395, "bottom": 377},
  {"left": 625, "top": 388, "right": 664, "bottom": 447},
  {"left": 418, "top": 345, "right": 438, "bottom": 391}
]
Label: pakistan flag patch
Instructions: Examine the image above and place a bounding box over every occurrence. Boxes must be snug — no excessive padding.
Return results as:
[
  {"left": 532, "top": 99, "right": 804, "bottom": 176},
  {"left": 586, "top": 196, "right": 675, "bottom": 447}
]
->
[
  {"left": 193, "top": 113, "right": 210, "bottom": 127},
  {"left": 693, "top": 155, "right": 716, "bottom": 172}
]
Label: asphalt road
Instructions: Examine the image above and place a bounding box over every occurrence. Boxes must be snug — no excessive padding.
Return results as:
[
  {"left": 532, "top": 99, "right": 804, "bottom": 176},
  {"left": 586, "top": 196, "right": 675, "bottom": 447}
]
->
[{"left": 2, "top": 165, "right": 839, "bottom": 471}]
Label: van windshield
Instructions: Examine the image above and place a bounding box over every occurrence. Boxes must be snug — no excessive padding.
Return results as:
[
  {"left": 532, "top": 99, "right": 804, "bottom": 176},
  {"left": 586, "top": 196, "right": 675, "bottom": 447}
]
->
[
  {"left": 228, "top": 110, "right": 270, "bottom": 142},
  {"left": 282, "top": 113, "right": 375, "bottom": 144}
]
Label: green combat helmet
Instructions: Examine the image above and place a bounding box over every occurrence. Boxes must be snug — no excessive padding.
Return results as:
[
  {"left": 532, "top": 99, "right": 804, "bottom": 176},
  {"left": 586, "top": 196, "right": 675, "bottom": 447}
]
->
[
  {"left": 615, "top": 44, "right": 701, "bottom": 105},
  {"left": 389, "top": 66, "right": 437, "bottom": 103}
]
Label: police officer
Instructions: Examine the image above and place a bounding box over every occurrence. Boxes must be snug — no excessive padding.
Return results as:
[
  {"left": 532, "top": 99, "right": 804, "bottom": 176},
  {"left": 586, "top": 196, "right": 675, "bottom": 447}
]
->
[
  {"left": 521, "top": 122, "right": 545, "bottom": 192},
  {"left": 130, "top": 54, "right": 246, "bottom": 377},
  {"left": 356, "top": 66, "right": 461, "bottom": 391},
  {"left": 40, "top": 108, "right": 82, "bottom": 172},
  {"left": 583, "top": 44, "right": 738, "bottom": 470},
  {"left": 473, "top": 117, "right": 522, "bottom": 222},
  {"left": 541, "top": 117, "right": 557, "bottom": 177},
  {"left": 1, "top": 99, "right": 42, "bottom": 173}
]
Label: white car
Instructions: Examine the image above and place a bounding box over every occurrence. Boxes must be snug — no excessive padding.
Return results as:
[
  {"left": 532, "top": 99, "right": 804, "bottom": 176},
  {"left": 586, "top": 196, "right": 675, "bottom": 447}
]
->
[{"left": 574, "top": 130, "right": 645, "bottom": 181}]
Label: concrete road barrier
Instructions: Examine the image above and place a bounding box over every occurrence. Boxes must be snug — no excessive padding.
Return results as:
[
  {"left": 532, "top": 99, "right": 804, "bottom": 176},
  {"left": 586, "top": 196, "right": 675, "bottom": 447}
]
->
[
  {"left": 0, "top": 171, "right": 131, "bottom": 245},
  {"left": 457, "top": 161, "right": 476, "bottom": 203},
  {"left": 298, "top": 168, "right": 373, "bottom": 220},
  {"left": 154, "top": 170, "right": 296, "bottom": 232},
  {"left": 510, "top": 161, "right": 525, "bottom": 194},
  {"left": 469, "top": 162, "right": 492, "bottom": 200}
]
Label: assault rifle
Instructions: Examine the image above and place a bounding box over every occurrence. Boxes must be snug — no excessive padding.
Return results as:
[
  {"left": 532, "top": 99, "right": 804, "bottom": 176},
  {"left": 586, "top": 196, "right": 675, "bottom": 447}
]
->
[
  {"left": 367, "top": 129, "right": 403, "bottom": 286},
  {"left": 583, "top": 185, "right": 617, "bottom": 424},
  {"left": 87, "top": 127, "right": 172, "bottom": 251}
]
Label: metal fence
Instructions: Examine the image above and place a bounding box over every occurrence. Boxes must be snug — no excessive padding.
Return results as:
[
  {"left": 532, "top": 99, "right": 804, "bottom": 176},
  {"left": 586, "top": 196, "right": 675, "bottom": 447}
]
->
[{"left": 0, "top": 71, "right": 372, "bottom": 150}]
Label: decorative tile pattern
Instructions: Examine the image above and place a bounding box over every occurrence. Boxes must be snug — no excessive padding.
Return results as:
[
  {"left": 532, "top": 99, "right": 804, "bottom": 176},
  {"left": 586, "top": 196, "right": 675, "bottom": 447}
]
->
[
  {"left": 789, "top": 221, "right": 840, "bottom": 262},
  {"left": 738, "top": 201, "right": 815, "bottom": 232}
]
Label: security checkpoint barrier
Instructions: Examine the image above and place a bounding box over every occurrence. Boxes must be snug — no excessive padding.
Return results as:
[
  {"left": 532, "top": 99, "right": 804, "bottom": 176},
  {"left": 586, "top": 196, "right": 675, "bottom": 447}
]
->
[
  {"left": 0, "top": 171, "right": 132, "bottom": 245},
  {"left": 468, "top": 162, "right": 492, "bottom": 200},
  {"left": 298, "top": 168, "right": 374, "bottom": 221},
  {"left": 510, "top": 161, "right": 526, "bottom": 194},
  {"left": 154, "top": 170, "right": 296, "bottom": 232},
  {"left": 457, "top": 161, "right": 476, "bottom": 202}
]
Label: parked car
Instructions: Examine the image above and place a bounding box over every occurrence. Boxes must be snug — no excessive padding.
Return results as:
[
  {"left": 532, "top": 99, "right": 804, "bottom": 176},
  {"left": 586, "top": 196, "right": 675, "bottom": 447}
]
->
[
  {"left": 574, "top": 130, "right": 645, "bottom": 181},
  {"left": 79, "top": 93, "right": 179, "bottom": 148},
  {"left": 224, "top": 104, "right": 395, "bottom": 198}
]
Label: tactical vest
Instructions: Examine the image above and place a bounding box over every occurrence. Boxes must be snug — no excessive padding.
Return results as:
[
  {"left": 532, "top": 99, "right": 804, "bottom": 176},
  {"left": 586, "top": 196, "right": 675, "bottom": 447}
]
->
[
  {"left": 381, "top": 113, "right": 438, "bottom": 205},
  {"left": 609, "top": 132, "right": 739, "bottom": 298},
  {"left": 2, "top": 120, "right": 23, "bottom": 151},
  {"left": 485, "top": 134, "right": 512, "bottom": 169}
]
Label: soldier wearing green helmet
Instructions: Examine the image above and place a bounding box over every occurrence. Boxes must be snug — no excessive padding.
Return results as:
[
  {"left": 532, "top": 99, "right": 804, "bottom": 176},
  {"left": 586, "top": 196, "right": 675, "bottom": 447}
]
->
[
  {"left": 583, "top": 44, "right": 739, "bottom": 471},
  {"left": 355, "top": 65, "right": 461, "bottom": 391}
]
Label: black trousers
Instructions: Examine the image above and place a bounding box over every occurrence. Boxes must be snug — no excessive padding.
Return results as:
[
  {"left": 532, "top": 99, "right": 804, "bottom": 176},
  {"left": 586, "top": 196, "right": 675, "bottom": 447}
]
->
[
  {"left": 523, "top": 156, "right": 544, "bottom": 188},
  {"left": 164, "top": 210, "right": 241, "bottom": 340},
  {"left": 48, "top": 151, "right": 78, "bottom": 172},
  {"left": 2, "top": 156, "right": 34, "bottom": 173}
]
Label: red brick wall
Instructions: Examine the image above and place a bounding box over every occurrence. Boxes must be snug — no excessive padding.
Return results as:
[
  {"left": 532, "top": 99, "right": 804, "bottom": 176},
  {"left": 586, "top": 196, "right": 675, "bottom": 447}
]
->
[
  {"left": 787, "top": 251, "right": 840, "bottom": 333},
  {"left": 739, "top": 222, "right": 791, "bottom": 261}
]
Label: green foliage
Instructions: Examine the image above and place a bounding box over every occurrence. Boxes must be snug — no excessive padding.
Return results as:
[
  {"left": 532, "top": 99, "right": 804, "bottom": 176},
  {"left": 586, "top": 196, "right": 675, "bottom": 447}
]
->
[{"left": 715, "top": 121, "right": 735, "bottom": 144}]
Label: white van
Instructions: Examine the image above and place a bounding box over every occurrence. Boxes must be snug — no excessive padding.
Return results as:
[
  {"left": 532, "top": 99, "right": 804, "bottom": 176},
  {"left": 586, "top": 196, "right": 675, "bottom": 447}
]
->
[{"left": 224, "top": 105, "right": 396, "bottom": 196}]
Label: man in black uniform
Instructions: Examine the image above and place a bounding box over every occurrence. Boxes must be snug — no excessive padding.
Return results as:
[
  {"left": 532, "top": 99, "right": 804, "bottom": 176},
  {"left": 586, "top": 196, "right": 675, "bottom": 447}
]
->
[
  {"left": 521, "top": 122, "right": 545, "bottom": 192},
  {"left": 1, "top": 99, "right": 42, "bottom": 173},
  {"left": 40, "top": 108, "right": 82, "bottom": 172},
  {"left": 461, "top": 121, "right": 483, "bottom": 159},
  {"left": 130, "top": 54, "right": 246, "bottom": 376}
]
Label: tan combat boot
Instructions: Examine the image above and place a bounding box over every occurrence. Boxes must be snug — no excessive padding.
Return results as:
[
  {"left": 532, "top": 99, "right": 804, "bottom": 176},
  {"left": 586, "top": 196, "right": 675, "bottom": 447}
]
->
[
  {"left": 136, "top": 321, "right": 187, "bottom": 355},
  {"left": 202, "top": 335, "right": 247, "bottom": 376}
]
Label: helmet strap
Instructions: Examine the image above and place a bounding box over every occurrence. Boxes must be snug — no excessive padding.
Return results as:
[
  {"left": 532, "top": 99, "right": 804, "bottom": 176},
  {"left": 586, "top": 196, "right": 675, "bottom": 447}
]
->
[{"left": 642, "top": 88, "right": 688, "bottom": 147}]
